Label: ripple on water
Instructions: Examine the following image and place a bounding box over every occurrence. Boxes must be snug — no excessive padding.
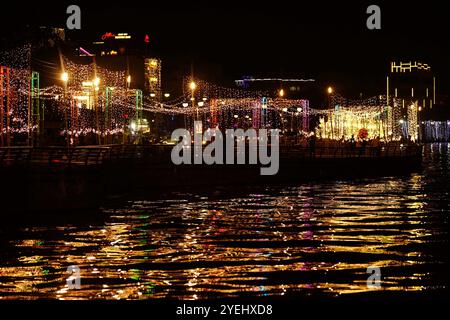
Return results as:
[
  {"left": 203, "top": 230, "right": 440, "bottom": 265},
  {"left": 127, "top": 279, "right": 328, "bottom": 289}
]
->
[{"left": 0, "top": 143, "right": 449, "bottom": 300}]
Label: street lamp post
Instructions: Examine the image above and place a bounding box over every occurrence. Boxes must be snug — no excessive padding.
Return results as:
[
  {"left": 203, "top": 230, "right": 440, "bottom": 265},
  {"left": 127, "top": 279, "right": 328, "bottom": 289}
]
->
[
  {"left": 418, "top": 105, "right": 422, "bottom": 142},
  {"left": 182, "top": 102, "right": 188, "bottom": 129},
  {"left": 93, "top": 77, "right": 100, "bottom": 145},
  {"left": 190, "top": 81, "right": 197, "bottom": 120},
  {"left": 61, "top": 72, "right": 69, "bottom": 148},
  {"left": 327, "top": 86, "right": 334, "bottom": 139},
  {"left": 124, "top": 75, "right": 131, "bottom": 145}
]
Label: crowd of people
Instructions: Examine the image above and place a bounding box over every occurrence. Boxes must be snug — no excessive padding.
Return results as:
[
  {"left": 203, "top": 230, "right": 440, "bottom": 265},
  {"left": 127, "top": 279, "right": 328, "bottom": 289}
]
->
[{"left": 280, "top": 132, "right": 418, "bottom": 156}]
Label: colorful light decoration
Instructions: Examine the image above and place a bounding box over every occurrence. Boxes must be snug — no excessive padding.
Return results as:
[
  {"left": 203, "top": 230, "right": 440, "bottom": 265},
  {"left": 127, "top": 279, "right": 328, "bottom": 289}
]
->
[
  {"left": 421, "top": 121, "right": 450, "bottom": 141},
  {"left": 0, "top": 66, "right": 11, "bottom": 146},
  {"left": 315, "top": 93, "right": 412, "bottom": 140},
  {"left": 0, "top": 45, "right": 421, "bottom": 144}
]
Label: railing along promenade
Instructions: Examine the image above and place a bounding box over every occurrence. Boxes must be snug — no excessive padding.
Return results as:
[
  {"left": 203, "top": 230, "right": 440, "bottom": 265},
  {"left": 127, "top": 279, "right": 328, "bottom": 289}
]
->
[{"left": 0, "top": 144, "right": 422, "bottom": 168}]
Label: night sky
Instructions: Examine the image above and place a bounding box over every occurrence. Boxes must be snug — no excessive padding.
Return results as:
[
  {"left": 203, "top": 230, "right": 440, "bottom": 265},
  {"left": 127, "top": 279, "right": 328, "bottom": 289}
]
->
[{"left": 1, "top": 0, "right": 449, "bottom": 99}]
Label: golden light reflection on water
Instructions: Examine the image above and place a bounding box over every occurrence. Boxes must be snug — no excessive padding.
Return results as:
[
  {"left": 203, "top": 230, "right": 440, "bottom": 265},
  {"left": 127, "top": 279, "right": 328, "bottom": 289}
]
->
[{"left": 0, "top": 144, "right": 449, "bottom": 300}]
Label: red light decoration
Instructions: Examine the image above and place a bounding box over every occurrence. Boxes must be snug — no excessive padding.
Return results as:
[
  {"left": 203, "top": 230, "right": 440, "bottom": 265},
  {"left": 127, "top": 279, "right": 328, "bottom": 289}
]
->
[
  {"left": 144, "top": 35, "right": 150, "bottom": 43},
  {"left": 101, "top": 32, "right": 116, "bottom": 40},
  {"left": 358, "top": 128, "right": 369, "bottom": 140}
]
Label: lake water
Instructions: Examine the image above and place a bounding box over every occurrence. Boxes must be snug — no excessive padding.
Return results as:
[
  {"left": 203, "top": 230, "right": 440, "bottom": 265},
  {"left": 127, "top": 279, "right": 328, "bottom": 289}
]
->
[{"left": 0, "top": 143, "right": 449, "bottom": 300}]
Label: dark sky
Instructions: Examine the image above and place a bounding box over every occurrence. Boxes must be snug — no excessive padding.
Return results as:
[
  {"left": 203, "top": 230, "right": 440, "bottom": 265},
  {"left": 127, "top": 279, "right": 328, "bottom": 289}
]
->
[{"left": 1, "top": 0, "right": 449, "bottom": 98}]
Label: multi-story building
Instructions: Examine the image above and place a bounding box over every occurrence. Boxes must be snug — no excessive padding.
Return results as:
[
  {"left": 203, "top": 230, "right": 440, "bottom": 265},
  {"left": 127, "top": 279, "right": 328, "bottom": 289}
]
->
[
  {"left": 79, "top": 32, "right": 162, "bottom": 99},
  {"left": 144, "top": 58, "right": 162, "bottom": 101}
]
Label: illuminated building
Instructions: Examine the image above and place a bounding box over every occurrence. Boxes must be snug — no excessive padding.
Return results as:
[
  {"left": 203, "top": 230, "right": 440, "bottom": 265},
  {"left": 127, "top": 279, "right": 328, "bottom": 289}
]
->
[
  {"left": 145, "top": 58, "right": 162, "bottom": 101},
  {"left": 80, "top": 32, "right": 163, "bottom": 99}
]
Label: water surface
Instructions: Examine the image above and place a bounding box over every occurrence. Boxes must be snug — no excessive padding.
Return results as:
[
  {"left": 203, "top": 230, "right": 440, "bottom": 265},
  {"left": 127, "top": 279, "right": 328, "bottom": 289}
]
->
[{"left": 0, "top": 143, "right": 449, "bottom": 300}]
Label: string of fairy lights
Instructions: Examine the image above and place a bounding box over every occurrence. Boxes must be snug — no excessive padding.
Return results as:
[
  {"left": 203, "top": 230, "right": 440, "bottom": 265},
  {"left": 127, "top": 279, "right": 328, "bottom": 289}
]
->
[
  {"left": 0, "top": 45, "right": 34, "bottom": 139},
  {"left": 1, "top": 45, "right": 413, "bottom": 144}
]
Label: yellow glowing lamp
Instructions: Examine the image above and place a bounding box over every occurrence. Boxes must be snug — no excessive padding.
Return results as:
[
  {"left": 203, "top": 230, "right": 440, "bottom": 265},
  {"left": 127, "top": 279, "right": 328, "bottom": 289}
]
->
[{"left": 61, "top": 72, "right": 69, "bottom": 82}]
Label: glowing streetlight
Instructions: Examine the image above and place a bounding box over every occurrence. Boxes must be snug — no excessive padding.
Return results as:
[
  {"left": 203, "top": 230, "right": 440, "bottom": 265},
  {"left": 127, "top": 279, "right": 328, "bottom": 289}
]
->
[
  {"left": 61, "top": 72, "right": 69, "bottom": 82},
  {"left": 94, "top": 77, "right": 100, "bottom": 86},
  {"left": 126, "top": 75, "right": 131, "bottom": 84},
  {"left": 150, "top": 93, "right": 156, "bottom": 98},
  {"left": 182, "top": 103, "right": 189, "bottom": 107},
  {"left": 164, "top": 93, "right": 170, "bottom": 98},
  {"left": 279, "top": 89, "right": 285, "bottom": 97},
  {"left": 60, "top": 72, "right": 69, "bottom": 148},
  {"left": 197, "top": 101, "right": 204, "bottom": 107},
  {"left": 189, "top": 81, "right": 198, "bottom": 120},
  {"left": 327, "top": 86, "right": 333, "bottom": 94}
]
